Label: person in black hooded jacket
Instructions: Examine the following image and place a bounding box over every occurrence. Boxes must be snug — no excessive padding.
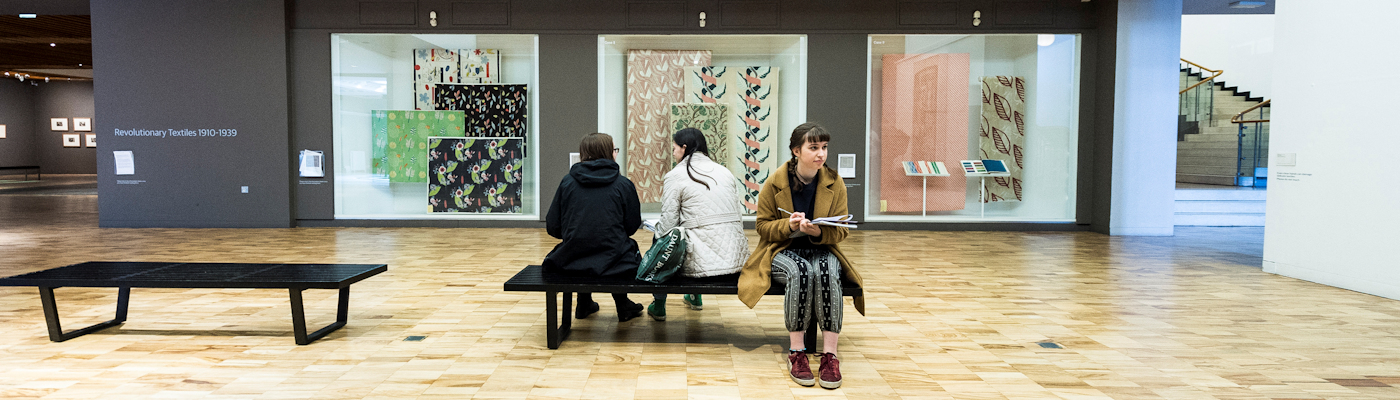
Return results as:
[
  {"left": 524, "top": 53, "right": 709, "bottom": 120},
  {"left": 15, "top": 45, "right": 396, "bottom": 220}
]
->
[{"left": 543, "top": 132, "right": 645, "bottom": 322}]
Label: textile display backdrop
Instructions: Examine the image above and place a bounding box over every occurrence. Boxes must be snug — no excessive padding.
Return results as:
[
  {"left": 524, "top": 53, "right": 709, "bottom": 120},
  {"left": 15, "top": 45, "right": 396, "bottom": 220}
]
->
[
  {"left": 414, "top": 49, "right": 500, "bottom": 111},
  {"left": 625, "top": 50, "right": 713, "bottom": 203},
  {"left": 428, "top": 137, "right": 524, "bottom": 213},
  {"left": 667, "top": 103, "right": 730, "bottom": 169},
  {"left": 978, "top": 76, "right": 1026, "bottom": 202},
  {"left": 371, "top": 110, "right": 466, "bottom": 183},
  {"left": 432, "top": 84, "right": 529, "bottom": 141},
  {"left": 879, "top": 53, "right": 970, "bottom": 212},
  {"left": 683, "top": 66, "right": 780, "bottom": 213}
]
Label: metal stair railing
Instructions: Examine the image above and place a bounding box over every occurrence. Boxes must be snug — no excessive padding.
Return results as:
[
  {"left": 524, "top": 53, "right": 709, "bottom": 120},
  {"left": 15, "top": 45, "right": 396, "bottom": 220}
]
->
[
  {"left": 1180, "top": 59, "right": 1223, "bottom": 127},
  {"left": 1232, "top": 99, "right": 1271, "bottom": 187}
]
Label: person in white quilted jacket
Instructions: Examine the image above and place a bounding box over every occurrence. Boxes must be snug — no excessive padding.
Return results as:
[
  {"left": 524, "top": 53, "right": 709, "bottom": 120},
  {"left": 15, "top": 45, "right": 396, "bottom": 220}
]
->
[{"left": 647, "top": 128, "right": 751, "bottom": 321}]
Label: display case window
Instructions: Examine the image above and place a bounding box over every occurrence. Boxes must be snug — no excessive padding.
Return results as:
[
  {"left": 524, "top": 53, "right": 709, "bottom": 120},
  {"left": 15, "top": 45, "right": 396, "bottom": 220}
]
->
[
  {"left": 598, "top": 35, "right": 807, "bottom": 216},
  {"left": 331, "top": 34, "right": 539, "bottom": 219},
  {"left": 866, "top": 34, "right": 1080, "bottom": 222}
]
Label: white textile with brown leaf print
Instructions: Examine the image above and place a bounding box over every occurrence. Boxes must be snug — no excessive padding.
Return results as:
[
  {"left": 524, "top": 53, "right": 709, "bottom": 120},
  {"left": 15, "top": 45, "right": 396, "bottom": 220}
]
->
[{"left": 978, "top": 76, "right": 1026, "bottom": 202}]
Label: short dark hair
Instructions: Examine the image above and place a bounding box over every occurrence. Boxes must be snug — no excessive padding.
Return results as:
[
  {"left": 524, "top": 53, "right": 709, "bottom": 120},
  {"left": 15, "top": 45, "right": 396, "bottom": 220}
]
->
[{"left": 579, "top": 133, "right": 614, "bottom": 161}]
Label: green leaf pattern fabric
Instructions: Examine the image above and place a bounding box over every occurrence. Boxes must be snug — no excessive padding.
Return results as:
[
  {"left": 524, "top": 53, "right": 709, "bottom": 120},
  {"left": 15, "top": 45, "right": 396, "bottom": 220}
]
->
[
  {"left": 667, "top": 103, "right": 730, "bottom": 169},
  {"left": 371, "top": 110, "right": 467, "bottom": 183}
]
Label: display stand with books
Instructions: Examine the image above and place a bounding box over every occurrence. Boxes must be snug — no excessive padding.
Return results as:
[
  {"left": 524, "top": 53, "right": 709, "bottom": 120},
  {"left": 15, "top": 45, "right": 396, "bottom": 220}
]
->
[
  {"left": 902, "top": 161, "right": 950, "bottom": 216},
  {"left": 960, "top": 160, "right": 1013, "bottom": 218}
]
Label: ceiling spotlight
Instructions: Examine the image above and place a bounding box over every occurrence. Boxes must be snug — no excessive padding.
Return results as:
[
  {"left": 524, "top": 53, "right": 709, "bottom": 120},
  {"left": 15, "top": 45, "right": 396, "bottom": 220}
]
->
[
  {"left": 50, "top": 43, "right": 56, "bottom": 47},
  {"left": 44, "top": 77, "right": 49, "bottom": 82},
  {"left": 1229, "top": 1, "right": 1266, "bottom": 8},
  {"left": 78, "top": 64, "right": 82, "bottom": 66},
  {"left": 19, "top": 13, "right": 36, "bottom": 18},
  {"left": 3, "top": 72, "right": 8, "bottom": 76}
]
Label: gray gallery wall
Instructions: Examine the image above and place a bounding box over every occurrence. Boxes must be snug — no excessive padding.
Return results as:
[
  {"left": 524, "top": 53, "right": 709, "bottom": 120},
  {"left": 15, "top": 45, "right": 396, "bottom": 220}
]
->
[
  {"left": 288, "top": 0, "right": 1111, "bottom": 231},
  {"left": 34, "top": 81, "right": 96, "bottom": 174},
  {"left": 82, "top": 0, "right": 1117, "bottom": 231},
  {"left": 0, "top": 79, "right": 37, "bottom": 168},
  {"left": 93, "top": 0, "right": 291, "bottom": 228}
]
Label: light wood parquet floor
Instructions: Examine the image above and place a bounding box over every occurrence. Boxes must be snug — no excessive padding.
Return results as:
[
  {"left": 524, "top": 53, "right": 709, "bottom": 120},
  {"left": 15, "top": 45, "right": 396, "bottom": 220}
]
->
[{"left": 1, "top": 189, "right": 1398, "bottom": 399}]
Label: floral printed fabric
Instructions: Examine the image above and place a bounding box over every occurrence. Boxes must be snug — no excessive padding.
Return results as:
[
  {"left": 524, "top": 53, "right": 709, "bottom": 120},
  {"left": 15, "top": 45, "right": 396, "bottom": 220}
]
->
[
  {"left": 878, "top": 53, "right": 969, "bottom": 212},
  {"left": 978, "top": 76, "right": 1026, "bottom": 202},
  {"left": 667, "top": 103, "right": 730, "bottom": 169},
  {"left": 625, "top": 50, "right": 713, "bottom": 203},
  {"left": 428, "top": 137, "right": 524, "bottom": 213},
  {"left": 683, "top": 66, "right": 780, "bottom": 213},
  {"left": 432, "top": 84, "right": 528, "bottom": 141},
  {"left": 371, "top": 110, "right": 467, "bottom": 183},
  {"left": 414, "top": 49, "right": 500, "bottom": 111}
]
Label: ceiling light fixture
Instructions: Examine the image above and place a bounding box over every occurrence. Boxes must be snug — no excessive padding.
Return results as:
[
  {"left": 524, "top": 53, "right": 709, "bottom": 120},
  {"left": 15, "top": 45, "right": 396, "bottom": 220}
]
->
[
  {"left": 1229, "top": 1, "right": 1267, "bottom": 8},
  {"left": 50, "top": 43, "right": 56, "bottom": 47},
  {"left": 19, "top": 13, "right": 36, "bottom": 18}
]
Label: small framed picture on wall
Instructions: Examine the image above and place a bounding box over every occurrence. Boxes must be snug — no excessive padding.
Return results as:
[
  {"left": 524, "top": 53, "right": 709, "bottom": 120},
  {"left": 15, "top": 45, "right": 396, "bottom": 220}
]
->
[
  {"left": 74, "top": 118, "right": 91, "bottom": 131},
  {"left": 51, "top": 118, "right": 69, "bottom": 131},
  {"left": 85, "top": 134, "right": 97, "bottom": 148},
  {"left": 63, "top": 134, "right": 80, "bottom": 147},
  {"left": 0, "top": 124, "right": 6, "bottom": 139}
]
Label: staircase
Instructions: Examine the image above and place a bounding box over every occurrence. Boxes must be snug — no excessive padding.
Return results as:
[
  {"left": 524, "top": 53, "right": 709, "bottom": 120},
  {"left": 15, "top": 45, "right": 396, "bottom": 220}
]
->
[
  {"left": 1174, "top": 187, "right": 1266, "bottom": 226},
  {"left": 1177, "top": 63, "right": 1270, "bottom": 186}
]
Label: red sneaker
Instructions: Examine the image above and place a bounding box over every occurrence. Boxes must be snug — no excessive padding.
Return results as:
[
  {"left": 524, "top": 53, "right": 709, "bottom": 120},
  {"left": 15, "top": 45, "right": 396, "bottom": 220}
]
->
[
  {"left": 787, "top": 351, "right": 815, "bottom": 386},
  {"left": 818, "top": 352, "right": 842, "bottom": 389}
]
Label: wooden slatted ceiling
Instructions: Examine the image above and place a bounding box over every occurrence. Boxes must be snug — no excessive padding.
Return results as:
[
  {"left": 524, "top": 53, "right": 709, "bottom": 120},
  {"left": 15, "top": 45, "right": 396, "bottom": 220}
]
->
[{"left": 0, "top": 15, "right": 91, "bottom": 70}]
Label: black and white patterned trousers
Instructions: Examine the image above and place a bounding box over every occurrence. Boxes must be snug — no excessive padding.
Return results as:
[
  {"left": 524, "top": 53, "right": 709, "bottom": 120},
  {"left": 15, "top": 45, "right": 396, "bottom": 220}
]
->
[{"left": 771, "top": 248, "right": 843, "bottom": 333}]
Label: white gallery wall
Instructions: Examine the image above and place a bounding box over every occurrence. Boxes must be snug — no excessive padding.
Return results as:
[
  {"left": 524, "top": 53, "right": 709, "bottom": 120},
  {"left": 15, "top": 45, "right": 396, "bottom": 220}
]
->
[
  {"left": 1264, "top": 0, "right": 1400, "bottom": 299},
  {"left": 1180, "top": 15, "right": 1275, "bottom": 99},
  {"left": 1110, "top": 0, "right": 1181, "bottom": 236}
]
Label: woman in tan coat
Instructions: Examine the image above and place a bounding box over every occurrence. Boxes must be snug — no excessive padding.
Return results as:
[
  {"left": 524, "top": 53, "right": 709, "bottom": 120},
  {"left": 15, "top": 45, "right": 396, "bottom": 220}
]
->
[{"left": 737, "top": 122, "right": 864, "bottom": 390}]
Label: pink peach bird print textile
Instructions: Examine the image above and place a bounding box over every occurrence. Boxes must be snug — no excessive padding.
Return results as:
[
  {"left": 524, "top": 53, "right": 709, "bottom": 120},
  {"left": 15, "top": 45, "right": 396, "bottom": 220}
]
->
[
  {"left": 978, "top": 76, "right": 1026, "bottom": 202},
  {"left": 684, "top": 66, "right": 780, "bottom": 214},
  {"left": 625, "top": 50, "right": 712, "bottom": 203}
]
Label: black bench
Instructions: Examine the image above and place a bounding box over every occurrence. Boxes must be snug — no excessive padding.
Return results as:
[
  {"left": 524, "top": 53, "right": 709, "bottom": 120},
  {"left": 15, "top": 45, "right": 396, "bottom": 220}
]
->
[
  {"left": 0, "top": 165, "right": 40, "bottom": 180},
  {"left": 504, "top": 265, "right": 862, "bottom": 349},
  {"left": 0, "top": 262, "right": 387, "bottom": 345}
]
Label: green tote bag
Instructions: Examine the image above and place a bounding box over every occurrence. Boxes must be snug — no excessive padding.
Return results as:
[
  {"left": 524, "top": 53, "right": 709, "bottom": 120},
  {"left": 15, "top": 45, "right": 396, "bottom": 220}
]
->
[{"left": 636, "top": 227, "right": 687, "bottom": 283}]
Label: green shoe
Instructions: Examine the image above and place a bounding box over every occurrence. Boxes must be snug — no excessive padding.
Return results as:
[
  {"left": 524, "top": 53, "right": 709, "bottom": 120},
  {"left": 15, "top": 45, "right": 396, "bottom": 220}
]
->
[
  {"left": 682, "top": 294, "right": 703, "bottom": 310},
  {"left": 647, "top": 302, "right": 666, "bottom": 321}
]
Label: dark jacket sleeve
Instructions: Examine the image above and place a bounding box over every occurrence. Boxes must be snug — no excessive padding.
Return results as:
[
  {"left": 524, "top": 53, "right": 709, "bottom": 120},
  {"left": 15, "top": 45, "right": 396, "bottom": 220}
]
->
[
  {"left": 546, "top": 180, "right": 566, "bottom": 239},
  {"left": 621, "top": 178, "right": 642, "bottom": 236}
]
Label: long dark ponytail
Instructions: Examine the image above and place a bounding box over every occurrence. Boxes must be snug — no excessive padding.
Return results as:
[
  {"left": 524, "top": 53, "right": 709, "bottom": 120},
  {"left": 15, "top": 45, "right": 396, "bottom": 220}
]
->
[{"left": 673, "top": 128, "right": 713, "bottom": 190}]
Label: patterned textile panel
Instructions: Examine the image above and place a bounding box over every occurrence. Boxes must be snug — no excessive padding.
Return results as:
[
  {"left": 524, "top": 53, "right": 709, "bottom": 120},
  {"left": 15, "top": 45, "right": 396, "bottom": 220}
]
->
[
  {"left": 371, "top": 110, "right": 467, "bottom": 183},
  {"left": 432, "top": 84, "right": 528, "bottom": 140},
  {"left": 684, "top": 66, "right": 780, "bottom": 213},
  {"left": 625, "top": 50, "right": 712, "bottom": 203},
  {"left": 978, "top": 76, "right": 1026, "bottom": 202},
  {"left": 371, "top": 110, "right": 389, "bottom": 176},
  {"left": 667, "top": 103, "right": 730, "bottom": 169},
  {"left": 413, "top": 49, "right": 500, "bottom": 111},
  {"left": 732, "top": 67, "right": 780, "bottom": 213},
  {"left": 879, "top": 53, "right": 970, "bottom": 212},
  {"left": 428, "top": 137, "right": 524, "bottom": 213}
]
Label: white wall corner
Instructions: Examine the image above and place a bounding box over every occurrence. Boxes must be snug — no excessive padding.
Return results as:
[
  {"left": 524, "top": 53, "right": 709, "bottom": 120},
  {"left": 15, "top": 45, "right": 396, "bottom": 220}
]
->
[{"left": 1109, "top": 0, "right": 1182, "bottom": 236}]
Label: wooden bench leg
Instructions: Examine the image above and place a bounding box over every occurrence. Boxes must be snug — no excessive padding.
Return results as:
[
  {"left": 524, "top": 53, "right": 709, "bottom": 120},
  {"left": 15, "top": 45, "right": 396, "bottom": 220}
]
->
[
  {"left": 545, "top": 291, "right": 573, "bottom": 349},
  {"left": 38, "top": 286, "right": 130, "bottom": 342},
  {"left": 289, "top": 287, "right": 350, "bottom": 345}
]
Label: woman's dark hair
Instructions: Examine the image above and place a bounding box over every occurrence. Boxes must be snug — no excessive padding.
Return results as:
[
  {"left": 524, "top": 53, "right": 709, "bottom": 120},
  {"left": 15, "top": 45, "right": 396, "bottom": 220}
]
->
[
  {"left": 787, "top": 122, "right": 831, "bottom": 193},
  {"left": 673, "top": 127, "right": 713, "bottom": 190},
  {"left": 579, "top": 132, "right": 614, "bottom": 161}
]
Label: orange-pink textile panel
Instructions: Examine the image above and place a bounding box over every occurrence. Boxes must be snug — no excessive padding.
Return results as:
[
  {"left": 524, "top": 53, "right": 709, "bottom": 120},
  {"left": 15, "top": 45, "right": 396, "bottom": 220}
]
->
[
  {"left": 879, "top": 53, "right": 970, "bottom": 212},
  {"left": 625, "top": 50, "right": 712, "bottom": 203}
]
